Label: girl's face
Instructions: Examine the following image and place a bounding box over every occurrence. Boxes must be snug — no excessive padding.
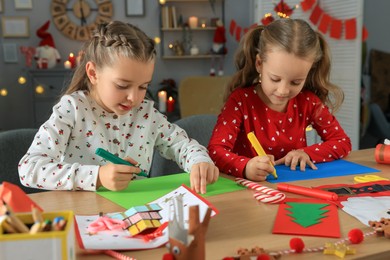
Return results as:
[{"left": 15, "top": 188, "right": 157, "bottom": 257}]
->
[
  {"left": 256, "top": 50, "right": 314, "bottom": 112},
  {"left": 87, "top": 56, "right": 154, "bottom": 115}
]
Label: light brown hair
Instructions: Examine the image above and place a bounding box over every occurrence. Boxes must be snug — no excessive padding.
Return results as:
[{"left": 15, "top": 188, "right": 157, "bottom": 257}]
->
[
  {"left": 65, "top": 21, "right": 156, "bottom": 95},
  {"left": 226, "top": 19, "right": 344, "bottom": 112}
]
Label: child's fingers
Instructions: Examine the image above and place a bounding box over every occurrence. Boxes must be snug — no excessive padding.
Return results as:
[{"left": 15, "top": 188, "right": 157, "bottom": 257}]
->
[{"left": 191, "top": 171, "right": 200, "bottom": 193}]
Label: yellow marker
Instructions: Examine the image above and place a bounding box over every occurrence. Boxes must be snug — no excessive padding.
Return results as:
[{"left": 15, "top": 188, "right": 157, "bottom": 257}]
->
[{"left": 247, "top": 131, "right": 278, "bottom": 179}]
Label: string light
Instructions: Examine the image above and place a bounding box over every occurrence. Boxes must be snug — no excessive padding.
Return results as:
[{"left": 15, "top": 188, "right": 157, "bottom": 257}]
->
[
  {"left": 18, "top": 76, "right": 27, "bottom": 85},
  {"left": 35, "top": 85, "right": 45, "bottom": 94},
  {"left": 0, "top": 88, "right": 8, "bottom": 96},
  {"left": 159, "top": 0, "right": 166, "bottom": 5},
  {"left": 154, "top": 37, "right": 161, "bottom": 44}
]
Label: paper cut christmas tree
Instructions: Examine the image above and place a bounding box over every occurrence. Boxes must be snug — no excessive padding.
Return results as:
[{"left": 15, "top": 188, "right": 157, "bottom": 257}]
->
[{"left": 286, "top": 202, "right": 329, "bottom": 228}]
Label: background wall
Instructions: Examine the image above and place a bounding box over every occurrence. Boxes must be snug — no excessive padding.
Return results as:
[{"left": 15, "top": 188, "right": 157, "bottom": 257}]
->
[{"left": 0, "top": 0, "right": 252, "bottom": 130}]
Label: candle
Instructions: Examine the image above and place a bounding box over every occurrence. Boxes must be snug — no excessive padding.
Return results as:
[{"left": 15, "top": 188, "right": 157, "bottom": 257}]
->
[
  {"left": 64, "top": 60, "right": 72, "bottom": 69},
  {"left": 68, "top": 53, "right": 76, "bottom": 68},
  {"left": 200, "top": 19, "right": 207, "bottom": 28},
  {"left": 158, "top": 91, "right": 167, "bottom": 113},
  {"left": 167, "top": 96, "right": 175, "bottom": 112},
  {"left": 188, "top": 16, "right": 198, "bottom": 28}
]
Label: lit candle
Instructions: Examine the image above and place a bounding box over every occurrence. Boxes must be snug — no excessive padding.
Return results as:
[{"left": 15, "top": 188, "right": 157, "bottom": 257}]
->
[
  {"left": 167, "top": 96, "right": 175, "bottom": 112},
  {"left": 64, "top": 60, "right": 72, "bottom": 69},
  {"left": 158, "top": 91, "right": 167, "bottom": 113},
  {"left": 188, "top": 16, "right": 198, "bottom": 28},
  {"left": 200, "top": 19, "right": 207, "bottom": 28},
  {"left": 68, "top": 53, "right": 76, "bottom": 68}
]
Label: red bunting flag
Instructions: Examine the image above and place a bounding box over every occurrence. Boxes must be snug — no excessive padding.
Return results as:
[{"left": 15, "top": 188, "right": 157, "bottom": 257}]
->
[
  {"left": 318, "top": 13, "right": 331, "bottom": 34},
  {"left": 300, "top": 0, "right": 316, "bottom": 12},
  {"left": 362, "top": 25, "right": 368, "bottom": 42},
  {"left": 235, "top": 26, "right": 242, "bottom": 42},
  {"left": 345, "top": 18, "right": 357, "bottom": 40},
  {"left": 309, "top": 4, "right": 323, "bottom": 25},
  {"left": 330, "top": 19, "right": 342, "bottom": 39},
  {"left": 229, "top": 19, "right": 237, "bottom": 37}
]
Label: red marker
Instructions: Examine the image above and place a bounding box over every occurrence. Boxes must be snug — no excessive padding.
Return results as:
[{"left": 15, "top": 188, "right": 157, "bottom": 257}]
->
[{"left": 277, "top": 183, "right": 338, "bottom": 201}]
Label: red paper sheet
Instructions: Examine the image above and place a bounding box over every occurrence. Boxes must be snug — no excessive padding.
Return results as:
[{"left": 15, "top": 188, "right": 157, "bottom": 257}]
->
[{"left": 272, "top": 198, "right": 340, "bottom": 238}]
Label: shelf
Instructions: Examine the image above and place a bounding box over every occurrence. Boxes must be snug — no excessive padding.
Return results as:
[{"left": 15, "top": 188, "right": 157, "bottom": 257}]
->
[{"left": 162, "top": 54, "right": 224, "bottom": 60}]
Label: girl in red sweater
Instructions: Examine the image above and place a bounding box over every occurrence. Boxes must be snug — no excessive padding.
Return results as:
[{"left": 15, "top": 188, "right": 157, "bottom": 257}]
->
[{"left": 208, "top": 19, "right": 351, "bottom": 181}]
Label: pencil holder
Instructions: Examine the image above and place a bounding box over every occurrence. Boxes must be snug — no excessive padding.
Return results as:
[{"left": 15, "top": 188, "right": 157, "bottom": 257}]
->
[
  {"left": 0, "top": 210, "right": 75, "bottom": 260},
  {"left": 375, "top": 144, "right": 390, "bottom": 164}
]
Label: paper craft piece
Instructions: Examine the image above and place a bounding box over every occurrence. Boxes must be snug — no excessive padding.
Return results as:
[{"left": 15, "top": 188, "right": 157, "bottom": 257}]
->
[
  {"left": 286, "top": 202, "right": 329, "bottom": 228},
  {"left": 273, "top": 198, "right": 340, "bottom": 238},
  {"left": 266, "top": 159, "right": 379, "bottom": 183},
  {"left": 340, "top": 196, "right": 390, "bottom": 226},
  {"left": 97, "top": 173, "right": 245, "bottom": 209},
  {"left": 0, "top": 182, "right": 43, "bottom": 213},
  {"left": 110, "top": 204, "right": 162, "bottom": 236},
  {"left": 164, "top": 196, "right": 212, "bottom": 260},
  {"left": 75, "top": 185, "right": 218, "bottom": 250}
]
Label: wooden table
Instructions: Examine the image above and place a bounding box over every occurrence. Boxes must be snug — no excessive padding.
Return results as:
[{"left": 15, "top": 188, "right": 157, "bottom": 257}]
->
[{"left": 29, "top": 149, "right": 390, "bottom": 259}]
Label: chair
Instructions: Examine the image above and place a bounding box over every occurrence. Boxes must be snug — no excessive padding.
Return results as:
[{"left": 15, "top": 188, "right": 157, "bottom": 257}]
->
[
  {"left": 367, "top": 103, "right": 390, "bottom": 139},
  {"left": 178, "top": 76, "right": 231, "bottom": 118},
  {"left": 149, "top": 114, "right": 217, "bottom": 177},
  {"left": 0, "top": 128, "right": 42, "bottom": 194}
]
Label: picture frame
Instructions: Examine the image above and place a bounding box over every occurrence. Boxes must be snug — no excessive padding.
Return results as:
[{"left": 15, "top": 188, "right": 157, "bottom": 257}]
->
[
  {"left": 1, "top": 17, "right": 30, "bottom": 38},
  {"left": 3, "top": 43, "right": 18, "bottom": 63},
  {"left": 14, "top": 0, "right": 32, "bottom": 10},
  {"left": 125, "top": 0, "right": 144, "bottom": 16}
]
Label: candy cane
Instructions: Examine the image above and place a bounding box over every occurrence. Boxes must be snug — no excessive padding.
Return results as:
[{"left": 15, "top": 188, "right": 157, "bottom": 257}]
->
[{"left": 236, "top": 178, "right": 286, "bottom": 204}]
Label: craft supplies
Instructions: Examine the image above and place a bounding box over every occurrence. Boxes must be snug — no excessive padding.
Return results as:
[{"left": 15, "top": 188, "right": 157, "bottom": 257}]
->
[
  {"left": 95, "top": 148, "right": 147, "bottom": 177},
  {"left": 277, "top": 183, "right": 338, "bottom": 201},
  {"left": 235, "top": 178, "right": 285, "bottom": 204},
  {"left": 247, "top": 131, "right": 278, "bottom": 179}
]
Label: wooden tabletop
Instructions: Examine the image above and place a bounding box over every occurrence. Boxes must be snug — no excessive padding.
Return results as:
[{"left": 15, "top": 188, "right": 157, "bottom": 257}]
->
[{"left": 29, "top": 148, "right": 390, "bottom": 259}]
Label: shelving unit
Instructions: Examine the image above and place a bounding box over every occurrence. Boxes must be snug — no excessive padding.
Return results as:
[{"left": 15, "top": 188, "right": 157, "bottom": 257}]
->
[
  {"left": 28, "top": 69, "right": 73, "bottom": 127},
  {"left": 159, "top": 0, "right": 225, "bottom": 60}
]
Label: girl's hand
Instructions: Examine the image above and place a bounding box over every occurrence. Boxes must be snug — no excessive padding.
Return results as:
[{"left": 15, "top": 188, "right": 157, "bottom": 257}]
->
[
  {"left": 190, "top": 162, "right": 219, "bottom": 194},
  {"left": 275, "top": 150, "right": 317, "bottom": 171},
  {"left": 244, "top": 155, "right": 275, "bottom": 181},
  {"left": 97, "top": 157, "right": 141, "bottom": 191}
]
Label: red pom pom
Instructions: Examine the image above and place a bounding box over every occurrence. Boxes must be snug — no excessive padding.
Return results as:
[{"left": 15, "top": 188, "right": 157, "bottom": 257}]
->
[
  {"left": 290, "top": 237, "right": 305, "bottom": 253},
  {"left": 348, "top": 228, "right": 364, "bottom": 244},
  {"left": 257, "top": 254, "right": 271, "bottom": 260},
  {"left": 162, "top": 253, "right": 175, "bottom": 260}
]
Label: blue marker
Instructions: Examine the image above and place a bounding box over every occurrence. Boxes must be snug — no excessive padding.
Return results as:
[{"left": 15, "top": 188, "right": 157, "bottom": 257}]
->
[{"left": 95, "top": 148, "right": 147, "bottom": 177}]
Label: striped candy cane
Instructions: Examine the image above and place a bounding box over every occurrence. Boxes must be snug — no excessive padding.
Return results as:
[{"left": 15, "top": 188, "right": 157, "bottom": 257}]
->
[{"left": 236, "top": 178, "right": 286, "bottom": 204}]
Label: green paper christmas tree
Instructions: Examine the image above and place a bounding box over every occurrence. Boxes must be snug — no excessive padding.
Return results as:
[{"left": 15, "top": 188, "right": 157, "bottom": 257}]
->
[{"left": 286, "top": 202, "right": 329, "bottom": 228}]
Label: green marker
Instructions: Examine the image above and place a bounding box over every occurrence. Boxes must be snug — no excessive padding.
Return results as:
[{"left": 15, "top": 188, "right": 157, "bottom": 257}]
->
[{"left": 95, "top": 148, "right": 147, "bottom": 177}]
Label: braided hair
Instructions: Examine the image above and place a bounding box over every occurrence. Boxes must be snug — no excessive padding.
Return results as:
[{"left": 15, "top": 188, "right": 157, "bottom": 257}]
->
[{"left": 65, "top": 21, "right": 156, "bottom": 95}]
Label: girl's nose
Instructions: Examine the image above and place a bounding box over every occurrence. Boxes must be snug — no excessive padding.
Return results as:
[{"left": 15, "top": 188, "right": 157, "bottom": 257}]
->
[
  {"left": 127, "top": 89, "right": 138, "bottom": 102},
  {"left": 277, "top": 83, "right": 289, "bottom": 95}
]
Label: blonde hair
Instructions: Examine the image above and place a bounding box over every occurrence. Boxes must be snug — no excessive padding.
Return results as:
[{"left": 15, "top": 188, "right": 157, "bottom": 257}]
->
[
  {"left": 65, "top": 21, "right": 156, "bottom": 95},
  {"left": 226, "top": 19, "right": 343, "bottom": 112}
]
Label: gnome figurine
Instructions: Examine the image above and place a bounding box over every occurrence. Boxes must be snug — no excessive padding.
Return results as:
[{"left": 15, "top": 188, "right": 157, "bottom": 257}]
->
[
  {"left": 34, "top": 20, "right": 61, "bottom": 69},
  {"left": 210, "top": 19, "right": 227, "bottom": 76}
]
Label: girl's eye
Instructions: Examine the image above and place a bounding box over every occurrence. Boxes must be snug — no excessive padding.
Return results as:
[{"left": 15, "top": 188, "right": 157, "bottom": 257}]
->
[
  {"left": 291, "top": 81, "right": 301, "bottom": 86},
  {"left": 116, "top": 84, "right": 128, "bottom": 89},
  {"left": 139, "top": 84, "right": 150, "bottom": 90},
  {"left": 271, "top": 78, "right": 280, "bottom": 82}
]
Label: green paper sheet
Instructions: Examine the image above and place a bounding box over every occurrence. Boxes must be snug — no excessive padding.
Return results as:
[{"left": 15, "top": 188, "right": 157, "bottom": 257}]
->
[{"left": 96, "top": 173, "right": 245, "bottom": 209}]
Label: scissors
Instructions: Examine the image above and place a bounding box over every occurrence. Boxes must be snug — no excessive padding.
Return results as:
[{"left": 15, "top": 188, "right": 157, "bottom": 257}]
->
[
  {"left": 87, "top": 212, "right": 126, "bottom": 233},
  {"left": 353, "top": 175, "right": 389, "bottom": 183}
]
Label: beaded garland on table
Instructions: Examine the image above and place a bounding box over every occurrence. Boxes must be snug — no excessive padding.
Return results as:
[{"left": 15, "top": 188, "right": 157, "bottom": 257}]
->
[
  {"left": 230, "top": 178, "right": 390, "bottom": 259},
  {"left": 222, "top": 219, "right": 389, "bottom": 259}
]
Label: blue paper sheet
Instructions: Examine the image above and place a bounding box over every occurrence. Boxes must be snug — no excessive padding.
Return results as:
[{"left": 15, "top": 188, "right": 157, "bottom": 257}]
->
[{"left": 266, "top": 159, "right": 380, "bottom": 183}]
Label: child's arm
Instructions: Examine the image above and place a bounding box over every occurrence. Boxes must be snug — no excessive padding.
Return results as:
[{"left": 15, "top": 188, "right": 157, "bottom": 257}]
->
[
  {"left": 303, "top": 95, "right": 352, "bottom": 163},
  {"left": 18, "top": 95, "right": 99, "bottom": 191}
]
